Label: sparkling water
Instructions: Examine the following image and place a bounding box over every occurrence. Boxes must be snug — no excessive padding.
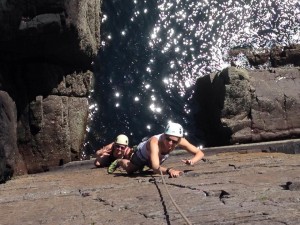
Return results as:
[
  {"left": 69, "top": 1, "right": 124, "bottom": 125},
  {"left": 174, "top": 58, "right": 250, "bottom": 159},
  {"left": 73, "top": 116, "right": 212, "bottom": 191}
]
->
[{"left": 83, "top": 0, "right": 300, "bottom": 156}]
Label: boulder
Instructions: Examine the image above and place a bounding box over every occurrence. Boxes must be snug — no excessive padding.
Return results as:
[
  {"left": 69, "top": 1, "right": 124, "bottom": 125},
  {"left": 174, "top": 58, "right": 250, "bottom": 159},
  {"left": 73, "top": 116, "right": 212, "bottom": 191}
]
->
[{"left": 194, "top": 66, "right": 300, "bottom": 146}]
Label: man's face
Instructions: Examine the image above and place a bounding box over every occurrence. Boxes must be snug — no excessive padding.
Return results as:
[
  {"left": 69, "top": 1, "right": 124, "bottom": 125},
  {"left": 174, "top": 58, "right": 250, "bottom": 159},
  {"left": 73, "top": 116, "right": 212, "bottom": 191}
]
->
[
  {"left": 113, "top": 144, "right": 127, "bottom": 158},
  {"left": 164, "top": 135, "right": 180, "bottom": 150}
]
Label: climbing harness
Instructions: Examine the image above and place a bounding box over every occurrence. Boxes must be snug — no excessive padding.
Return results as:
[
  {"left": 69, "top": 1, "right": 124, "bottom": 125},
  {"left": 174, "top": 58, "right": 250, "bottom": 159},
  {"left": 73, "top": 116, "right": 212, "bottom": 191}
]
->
[{"left": 159, "top": 170, "right": 193, "bottom": 225}]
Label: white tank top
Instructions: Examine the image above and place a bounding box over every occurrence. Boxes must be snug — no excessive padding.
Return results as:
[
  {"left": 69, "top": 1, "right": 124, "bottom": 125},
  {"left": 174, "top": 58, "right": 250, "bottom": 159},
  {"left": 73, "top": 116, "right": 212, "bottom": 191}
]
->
[{"left": 136, "top": 134, "right": 169, "bottom": 163}]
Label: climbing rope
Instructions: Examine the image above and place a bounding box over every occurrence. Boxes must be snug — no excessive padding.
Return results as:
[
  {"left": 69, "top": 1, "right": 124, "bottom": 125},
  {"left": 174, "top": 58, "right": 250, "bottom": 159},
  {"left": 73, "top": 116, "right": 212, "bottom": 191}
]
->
[{"left": 159, "top": 170, "right": 193, "bottom": 225}]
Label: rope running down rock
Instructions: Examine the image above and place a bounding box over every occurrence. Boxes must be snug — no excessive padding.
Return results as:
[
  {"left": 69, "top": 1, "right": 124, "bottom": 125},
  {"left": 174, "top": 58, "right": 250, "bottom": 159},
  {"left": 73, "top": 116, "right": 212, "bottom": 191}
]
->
[{"left": 159, "top": 170, "right": 193, "bottom": 225}]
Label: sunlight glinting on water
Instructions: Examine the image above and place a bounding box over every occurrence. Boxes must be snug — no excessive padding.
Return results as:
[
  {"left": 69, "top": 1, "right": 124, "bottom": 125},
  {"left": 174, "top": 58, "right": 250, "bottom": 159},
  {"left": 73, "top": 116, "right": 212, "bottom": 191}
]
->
[
  {"left": 148, "top": 0, "right": 300, "bottom": 98},
  {"left": 84, "top": 0, "right": 300, "bottom": 151}
]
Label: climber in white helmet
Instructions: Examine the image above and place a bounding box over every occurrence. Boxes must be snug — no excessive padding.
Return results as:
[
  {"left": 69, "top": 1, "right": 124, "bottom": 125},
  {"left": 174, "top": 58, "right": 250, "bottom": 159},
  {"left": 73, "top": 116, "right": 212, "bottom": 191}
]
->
[
  {"left": 94, "top": 134, "right": 133, "bottom": 168},
  {"left": 107, "top": 122, "right": 204, "bottom": 178}
]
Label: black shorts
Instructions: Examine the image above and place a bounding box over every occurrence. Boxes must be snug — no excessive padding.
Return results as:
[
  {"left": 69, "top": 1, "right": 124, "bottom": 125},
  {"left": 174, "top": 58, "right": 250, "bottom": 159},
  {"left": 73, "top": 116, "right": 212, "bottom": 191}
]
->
[{"left": 130, "top": 152, "right": 150, "bottom": 168}]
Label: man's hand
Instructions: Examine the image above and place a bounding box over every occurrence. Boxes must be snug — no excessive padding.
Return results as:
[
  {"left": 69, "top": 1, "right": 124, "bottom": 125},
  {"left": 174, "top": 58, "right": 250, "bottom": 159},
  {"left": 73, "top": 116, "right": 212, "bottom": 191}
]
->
[
  {"left": 168, "top": 168, "right": 183, "bottom": 178},
  {"left": 96, "top": 148, "right": 110, "bottom": 156},
  {"left": 181, "top": 159, "right": 194, "bottom": 165},
  {"left": 102, "top": 150, "right": 110, "bottom": 156}
]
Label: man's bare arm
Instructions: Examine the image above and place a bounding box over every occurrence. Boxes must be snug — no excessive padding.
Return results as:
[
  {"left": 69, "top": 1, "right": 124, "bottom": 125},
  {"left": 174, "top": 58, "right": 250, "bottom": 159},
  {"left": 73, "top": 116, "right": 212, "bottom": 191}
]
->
[{"left": 179, "top": 138, "right": 204, "bottom": 165}]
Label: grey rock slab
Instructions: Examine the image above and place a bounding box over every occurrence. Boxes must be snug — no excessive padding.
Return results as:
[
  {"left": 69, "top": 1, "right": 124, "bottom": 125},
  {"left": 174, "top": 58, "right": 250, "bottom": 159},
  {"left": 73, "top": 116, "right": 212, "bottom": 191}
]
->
[{"left": 0, "top": 152, "right": 299, "bottom": 225}]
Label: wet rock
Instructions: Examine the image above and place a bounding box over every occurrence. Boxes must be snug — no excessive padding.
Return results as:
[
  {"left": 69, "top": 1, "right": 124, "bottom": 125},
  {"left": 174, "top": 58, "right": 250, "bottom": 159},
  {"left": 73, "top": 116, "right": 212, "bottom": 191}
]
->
[
  {"left": 270, "top": 44, "right": 300, "bottom": 67},
  {"left": 229, "top": 44, "right": 300, "bottom": 67}
]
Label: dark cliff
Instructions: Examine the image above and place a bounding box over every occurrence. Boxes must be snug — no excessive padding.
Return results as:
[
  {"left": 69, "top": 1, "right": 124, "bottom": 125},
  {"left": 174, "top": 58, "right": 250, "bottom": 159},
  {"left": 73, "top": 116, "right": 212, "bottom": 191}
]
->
[{"left": 0, "top": 0, "right": 102, "bottom": 182}]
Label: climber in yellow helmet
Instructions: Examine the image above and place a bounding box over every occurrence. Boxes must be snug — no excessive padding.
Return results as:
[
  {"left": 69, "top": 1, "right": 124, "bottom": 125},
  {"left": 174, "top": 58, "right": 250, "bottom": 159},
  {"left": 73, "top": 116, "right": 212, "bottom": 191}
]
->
[{"left": 94, "top": 134, "right": 133, "bottom": 168}]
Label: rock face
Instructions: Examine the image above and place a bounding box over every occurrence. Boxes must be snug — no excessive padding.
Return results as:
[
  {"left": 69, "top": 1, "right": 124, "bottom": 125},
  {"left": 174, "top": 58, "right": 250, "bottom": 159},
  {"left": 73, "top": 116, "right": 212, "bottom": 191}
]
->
[
  {"left": 1, "top": 0, "right": 299, "bottom": 184},
  {"left": 0, "top": 0, "right": 101, "bottom": 181},
  {"left": 0, "top": 91, "right": 23, "bottom": 182},
  {"left": 0, "top": 151, "right": 299, "bottom": 224},
  {"left": 194, "top": 64, "right": 300, "bottom": 146}
]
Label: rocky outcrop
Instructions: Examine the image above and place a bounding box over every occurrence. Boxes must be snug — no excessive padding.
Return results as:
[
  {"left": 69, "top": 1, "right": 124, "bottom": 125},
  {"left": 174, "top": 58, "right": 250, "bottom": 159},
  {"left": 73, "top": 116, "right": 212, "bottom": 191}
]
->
[
  {"left": 229, "top": 44, "right": 300, "bottom": 67},
  {"left": 0, "top": 0, "right": 101, "bottom": 181},
  {"left": 194, "top": 64, "right": 300, "bottom": 146},
  {"left": 0, "top": 91, "right": 23, "bottom": 182}
]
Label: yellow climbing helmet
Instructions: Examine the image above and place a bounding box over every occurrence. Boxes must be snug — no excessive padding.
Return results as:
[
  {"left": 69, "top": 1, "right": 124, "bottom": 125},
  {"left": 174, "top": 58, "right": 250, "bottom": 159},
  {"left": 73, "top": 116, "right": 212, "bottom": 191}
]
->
[
  {"left": 164, "top": 122, "right": 184, "bottom": 137},
  {"left": 115, "top": 134, "right": 129, "bottom": 146}
]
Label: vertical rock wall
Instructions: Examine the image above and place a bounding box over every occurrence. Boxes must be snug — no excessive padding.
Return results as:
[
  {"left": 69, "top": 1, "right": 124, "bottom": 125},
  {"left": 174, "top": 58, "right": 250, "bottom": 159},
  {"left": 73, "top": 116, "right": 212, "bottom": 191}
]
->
[
  {"left": 0, "top": 0, "right": 101, "bottom": 180},
  {"left": 0, "top": 91, "right": 25, "bottom": 182}
]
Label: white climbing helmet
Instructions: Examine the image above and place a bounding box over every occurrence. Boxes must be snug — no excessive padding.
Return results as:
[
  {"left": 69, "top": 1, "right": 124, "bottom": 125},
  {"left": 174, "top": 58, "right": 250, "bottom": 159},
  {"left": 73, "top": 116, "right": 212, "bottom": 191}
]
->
[
  {"left": 115, "top": 134, "right": 129, "bottom": 146},
  {"left": 164, "top": 122, "right": 184, "bottom": 138}
]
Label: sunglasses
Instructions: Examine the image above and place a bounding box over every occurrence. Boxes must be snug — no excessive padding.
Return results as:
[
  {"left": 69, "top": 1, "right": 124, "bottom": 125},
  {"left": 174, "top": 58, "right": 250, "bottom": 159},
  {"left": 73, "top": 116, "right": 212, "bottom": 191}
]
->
[
  {"left": 166, "top": 136, "right": 179, "bottom": 144},
  {"left": 115, "top": 144, "right": 126, "bottom": 150}
]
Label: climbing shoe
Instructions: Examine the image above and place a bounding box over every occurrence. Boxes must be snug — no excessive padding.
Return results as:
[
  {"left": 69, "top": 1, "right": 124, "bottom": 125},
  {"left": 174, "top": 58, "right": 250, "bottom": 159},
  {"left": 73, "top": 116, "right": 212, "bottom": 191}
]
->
[
  {"left": 142, "top": 165, "right": 150, "bottom": 171},
  {"left": 107, "top": 159, "right": 119, "bottom": 174}
]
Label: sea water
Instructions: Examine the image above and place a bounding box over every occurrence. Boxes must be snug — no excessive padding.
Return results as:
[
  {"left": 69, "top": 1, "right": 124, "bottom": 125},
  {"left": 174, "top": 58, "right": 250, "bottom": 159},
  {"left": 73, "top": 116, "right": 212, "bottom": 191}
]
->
[{"left": 83, "top": 0, "right": 300, "bottom": 156}]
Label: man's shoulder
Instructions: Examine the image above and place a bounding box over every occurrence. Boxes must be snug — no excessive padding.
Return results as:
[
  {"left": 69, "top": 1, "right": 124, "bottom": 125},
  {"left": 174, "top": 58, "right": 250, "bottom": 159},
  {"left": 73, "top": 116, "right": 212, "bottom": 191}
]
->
[{"left": 149, "top": 134, "right": 161, "bottom": 143}]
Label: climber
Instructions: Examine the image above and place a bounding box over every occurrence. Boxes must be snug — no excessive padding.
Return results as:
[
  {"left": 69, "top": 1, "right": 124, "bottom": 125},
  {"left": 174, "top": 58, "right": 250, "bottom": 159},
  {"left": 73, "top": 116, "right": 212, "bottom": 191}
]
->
[
  {"left": 107, "top": 122, "right": 204, "bottom": 178},
  {"left": 94, "top": 134, "right": 133, "bottom": 168}
]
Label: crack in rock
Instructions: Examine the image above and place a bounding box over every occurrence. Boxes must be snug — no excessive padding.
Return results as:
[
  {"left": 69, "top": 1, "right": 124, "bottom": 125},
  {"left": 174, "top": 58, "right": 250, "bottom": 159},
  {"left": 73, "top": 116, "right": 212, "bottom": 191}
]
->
[{"left": 284, "top": 181, "right": 300, "bottom": 191}]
